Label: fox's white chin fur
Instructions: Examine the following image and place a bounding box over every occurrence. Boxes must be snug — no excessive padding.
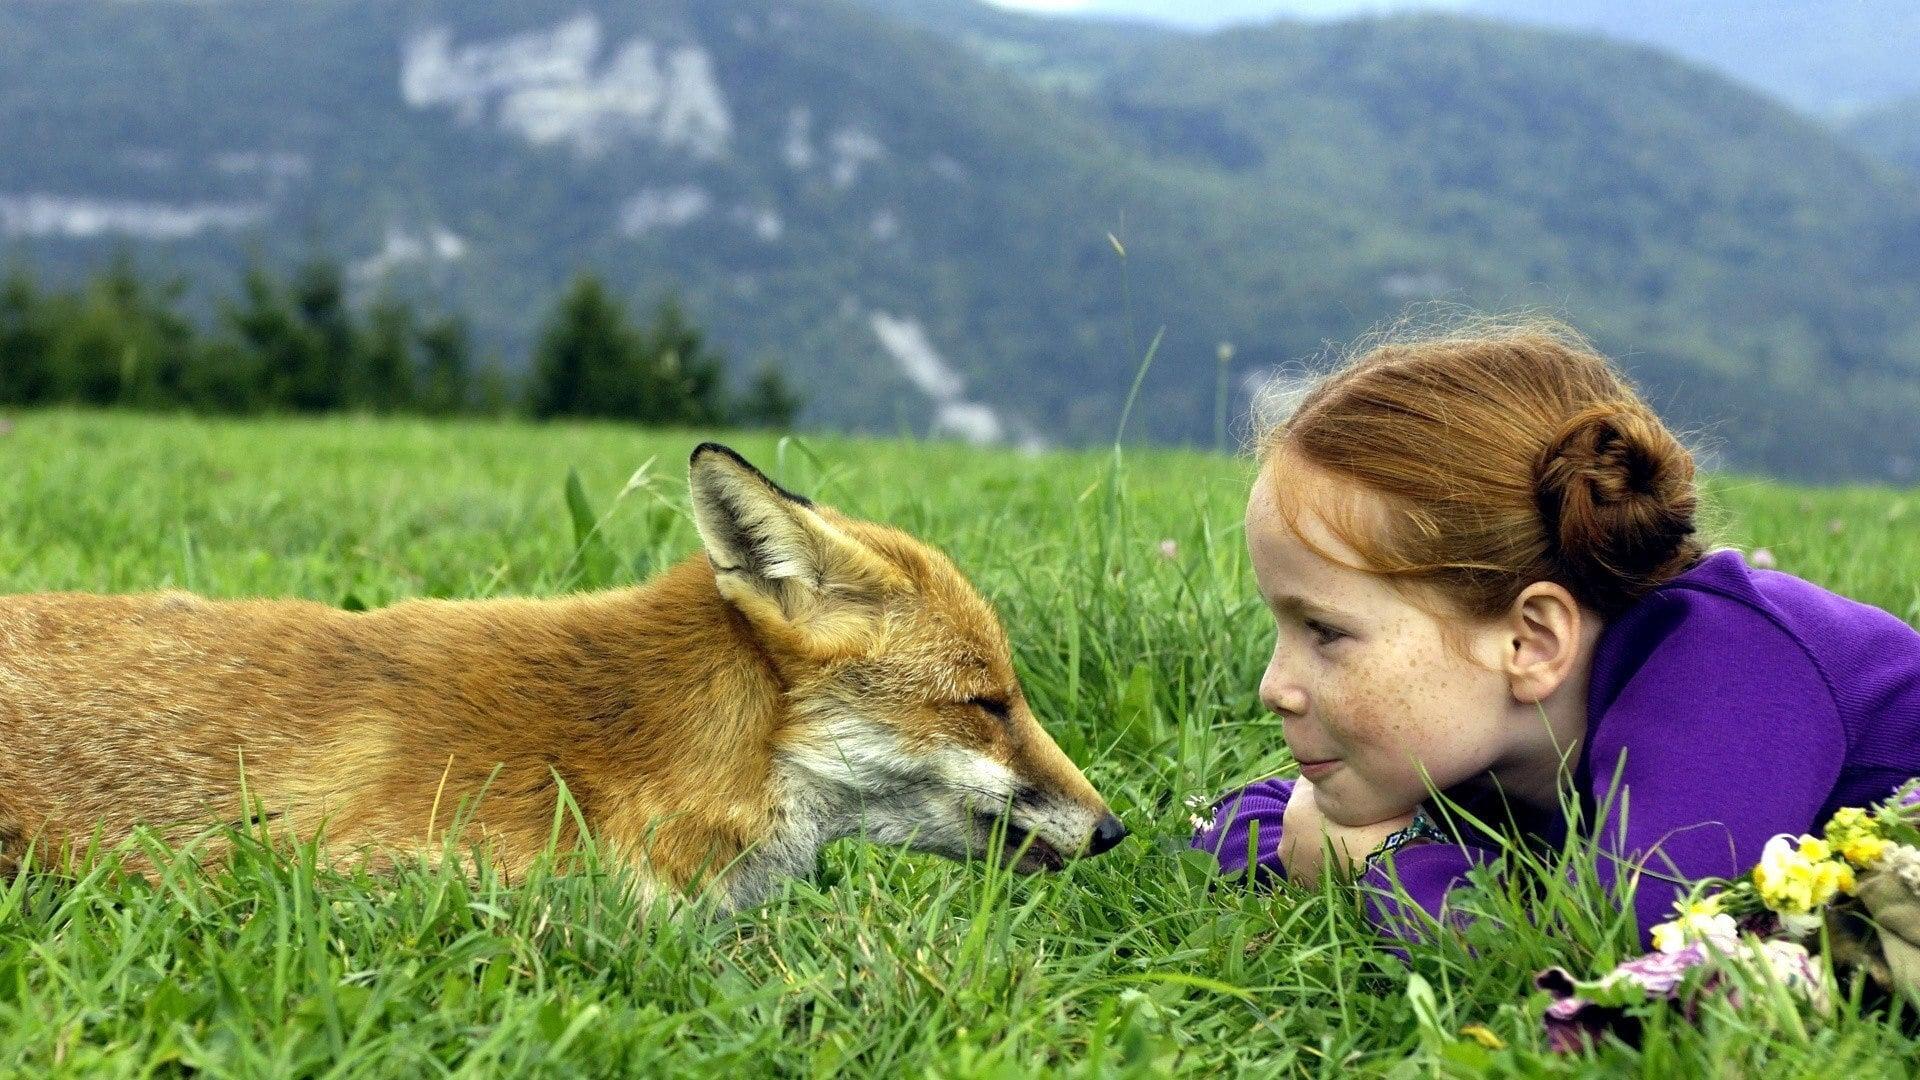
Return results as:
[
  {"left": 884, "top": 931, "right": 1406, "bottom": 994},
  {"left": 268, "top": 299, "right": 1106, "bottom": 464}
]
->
[{"left": 709, "top": 709, "right": 1104, "bottom": 912}]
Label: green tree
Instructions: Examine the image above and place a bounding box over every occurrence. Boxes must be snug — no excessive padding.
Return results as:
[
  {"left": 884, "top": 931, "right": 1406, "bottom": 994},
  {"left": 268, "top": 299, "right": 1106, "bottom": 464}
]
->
[
  {"left": 0, "top": 265, "right": 51, "bottom": 406},
  {"left": 529, "top": 273, "right": 634, "bottom": 420},
  {"left": 40, "top": 254, "right": 200, "bottom": 408},
  {"left": 286, "top": 257, "right": 355, "bottom": 412},
  {"left": 416, "top": 313, "right": 472, "bottom": 416},
  {"left": 631, "top": 294, "right": 728, "bottom": 426},
  {"left": 222, "top": 263, "right": 319, "bottom": 411},
  {"left": 356, "top": 296, "right": 418, "bottom": 413},
  {"left": 732, "top": 363, "right": 803, "bottom": 429}
]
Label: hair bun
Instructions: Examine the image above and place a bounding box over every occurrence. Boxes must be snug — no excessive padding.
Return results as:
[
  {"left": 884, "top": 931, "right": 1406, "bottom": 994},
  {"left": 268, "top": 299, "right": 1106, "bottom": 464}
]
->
[{"left": 1534, "top": 404, "right": 1699, "bottom": 614}]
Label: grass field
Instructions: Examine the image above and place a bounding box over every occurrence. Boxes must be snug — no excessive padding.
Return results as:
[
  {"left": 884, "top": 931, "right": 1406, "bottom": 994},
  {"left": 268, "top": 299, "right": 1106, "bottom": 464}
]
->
[{"left": 2, "top": 410, "right": 1918, "bottom": 1077}]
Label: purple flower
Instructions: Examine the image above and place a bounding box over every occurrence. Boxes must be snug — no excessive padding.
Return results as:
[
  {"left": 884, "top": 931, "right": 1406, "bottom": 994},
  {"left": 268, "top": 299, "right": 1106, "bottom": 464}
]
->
[{"left": 1537, "top": 939, "right": 1828, "bottom": 1052}]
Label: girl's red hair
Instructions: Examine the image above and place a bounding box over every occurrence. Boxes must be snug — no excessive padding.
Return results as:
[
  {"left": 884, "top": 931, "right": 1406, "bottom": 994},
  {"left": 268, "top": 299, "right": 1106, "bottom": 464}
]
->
[{"left": 1257, "top": 317, "right": 1705, "bottom": 620}]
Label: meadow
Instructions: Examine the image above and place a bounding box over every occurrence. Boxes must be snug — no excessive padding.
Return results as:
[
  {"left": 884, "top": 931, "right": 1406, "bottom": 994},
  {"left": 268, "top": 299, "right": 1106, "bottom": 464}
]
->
[{"left": 1, "top": 410, "right": 1917, "bottom": 1077}]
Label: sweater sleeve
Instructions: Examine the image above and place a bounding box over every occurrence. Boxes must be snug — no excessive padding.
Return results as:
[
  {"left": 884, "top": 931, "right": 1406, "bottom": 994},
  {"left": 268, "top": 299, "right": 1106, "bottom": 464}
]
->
[
  {"left": 1190, "top": 777, "right": 1293, "bottom": 883},
  {"left": 1193, "top": 778, "right": 1494, "bottom": 938},
  {"left": 1581, "top": 594, "right": 1846, "bottom": 943}
]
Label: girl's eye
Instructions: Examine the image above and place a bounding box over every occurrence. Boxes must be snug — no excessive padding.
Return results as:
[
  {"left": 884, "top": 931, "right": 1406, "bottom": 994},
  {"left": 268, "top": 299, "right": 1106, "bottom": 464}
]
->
[{"left": 1305, "top": 619, "right": 1347, "bottom": 646}]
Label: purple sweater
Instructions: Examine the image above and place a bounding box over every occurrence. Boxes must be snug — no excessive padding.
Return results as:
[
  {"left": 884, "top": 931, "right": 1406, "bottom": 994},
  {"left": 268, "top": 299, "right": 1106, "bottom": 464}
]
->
[{"left": 1192, "top": 549, "right": 1920, "bottom": 943}]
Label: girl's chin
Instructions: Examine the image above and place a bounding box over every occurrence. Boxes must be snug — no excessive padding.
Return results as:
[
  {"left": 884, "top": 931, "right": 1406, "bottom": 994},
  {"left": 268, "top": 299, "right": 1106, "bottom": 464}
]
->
[{"left": 1315, "top": 780, "right": 1424, "bottom": 829}]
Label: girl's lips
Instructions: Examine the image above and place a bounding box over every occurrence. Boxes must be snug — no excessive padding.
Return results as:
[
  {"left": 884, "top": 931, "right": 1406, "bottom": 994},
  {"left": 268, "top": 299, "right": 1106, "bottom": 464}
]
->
[{"left": 1296, "top": 758, "right": 1341, "bottom": 781}]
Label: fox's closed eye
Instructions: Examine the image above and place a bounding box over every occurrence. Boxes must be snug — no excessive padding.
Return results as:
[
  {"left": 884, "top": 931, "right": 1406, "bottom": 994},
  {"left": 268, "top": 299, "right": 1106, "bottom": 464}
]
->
[{"left": 966, "top": 696, "right": 1012, "bottom": 722}]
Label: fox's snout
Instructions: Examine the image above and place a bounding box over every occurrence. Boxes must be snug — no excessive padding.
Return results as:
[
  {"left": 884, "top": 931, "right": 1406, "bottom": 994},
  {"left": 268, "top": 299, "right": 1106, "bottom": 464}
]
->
[{"left": 1087, "top": 813, "right": 1128, "bottom": 856}]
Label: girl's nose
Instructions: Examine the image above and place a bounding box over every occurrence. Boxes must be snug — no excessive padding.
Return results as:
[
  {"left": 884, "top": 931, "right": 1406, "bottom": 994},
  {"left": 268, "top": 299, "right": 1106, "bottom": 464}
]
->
[{"left": 1259, "top": 653, "right": 1308, "bottom": 717}]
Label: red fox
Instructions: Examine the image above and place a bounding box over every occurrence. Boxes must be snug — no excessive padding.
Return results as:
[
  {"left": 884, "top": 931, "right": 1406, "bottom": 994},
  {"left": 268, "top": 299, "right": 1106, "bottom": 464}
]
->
[{"left": 0, "top": 443, "right": 1125, "bottom": 909}]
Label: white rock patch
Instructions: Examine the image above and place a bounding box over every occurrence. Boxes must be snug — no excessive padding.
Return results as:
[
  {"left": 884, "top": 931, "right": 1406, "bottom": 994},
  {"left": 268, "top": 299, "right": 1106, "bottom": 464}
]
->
[
  {"left": 828, "top": 127, "right": 886, "bottom": 190},
  {"left": 351, "top": 224, "right": 468, "bottom": 284},
  {"left": 869, "top": 312, "right": 1044, "bottom": 448},
  {"left": 402, "top": 15, "right": 732, "bottom": 160},
  {"left": 783, "top": 107, "right": 816, "bottom": 172},
  {"left": 0, "top": 194, "right": 267, "bottom": 240},
  {"left": 731, "top": 204, "right": 784, "bottom": 243},
  {"left": 618, "top": 186, "right": 713, "bottom": 237}
]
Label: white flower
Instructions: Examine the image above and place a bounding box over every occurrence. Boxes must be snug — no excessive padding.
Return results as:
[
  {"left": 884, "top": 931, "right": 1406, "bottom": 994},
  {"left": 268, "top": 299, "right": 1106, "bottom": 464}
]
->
[
  {"left": 1750, "top": 939, "right": 1832, "bottom": 1013},
  {"left": 1651, "top": 910, "right": 1740, "bottom": 954},
  {"left": 1777, "top": 911, "right": 1824, "bottom": 939}
]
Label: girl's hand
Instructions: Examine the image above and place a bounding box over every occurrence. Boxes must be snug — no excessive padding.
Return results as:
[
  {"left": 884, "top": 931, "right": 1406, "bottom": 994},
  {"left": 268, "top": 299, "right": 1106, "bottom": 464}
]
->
[{"left": 1280, "top": 779, "right": 1417, "bottom": 887}]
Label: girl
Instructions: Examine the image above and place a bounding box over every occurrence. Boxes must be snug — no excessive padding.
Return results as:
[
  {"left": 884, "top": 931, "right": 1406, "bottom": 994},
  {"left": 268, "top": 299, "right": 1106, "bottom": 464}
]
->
[{"left": 1191, "top": 320, "right": 1920, "bottom": 944}]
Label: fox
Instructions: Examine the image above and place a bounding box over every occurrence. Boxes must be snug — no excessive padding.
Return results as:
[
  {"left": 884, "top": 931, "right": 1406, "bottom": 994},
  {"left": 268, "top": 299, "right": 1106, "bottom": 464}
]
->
[{"left": 0, "top": 443, "right": 1125, "bottom": 909}]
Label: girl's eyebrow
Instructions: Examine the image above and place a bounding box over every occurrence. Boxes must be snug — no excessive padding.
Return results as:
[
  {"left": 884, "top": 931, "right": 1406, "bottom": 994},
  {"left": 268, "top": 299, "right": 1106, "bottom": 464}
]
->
[{"left": 1268, "top": 593, "right": 1354, "bottom": 622}]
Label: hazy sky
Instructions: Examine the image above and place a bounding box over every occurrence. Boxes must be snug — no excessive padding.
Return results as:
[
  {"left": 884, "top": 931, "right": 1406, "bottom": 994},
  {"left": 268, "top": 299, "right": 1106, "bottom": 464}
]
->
[{"left": 979, "top": 0, "right": 1462, "bottom": 28}]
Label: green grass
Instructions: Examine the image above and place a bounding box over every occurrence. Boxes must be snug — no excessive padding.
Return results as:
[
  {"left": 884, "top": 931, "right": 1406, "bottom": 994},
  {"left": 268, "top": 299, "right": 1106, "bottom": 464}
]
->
[{"left": 2, "top": 409, "right": 1918, "bottom": 1077}]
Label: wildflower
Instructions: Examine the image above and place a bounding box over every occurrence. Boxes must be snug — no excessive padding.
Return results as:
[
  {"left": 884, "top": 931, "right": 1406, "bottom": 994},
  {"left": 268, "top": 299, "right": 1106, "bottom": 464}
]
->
[
  {"left": 1158, "top": 539, "right": 1179, "bottom": 560},
  {"left": 1185, "top": 792, "right": 1216, "bottom": 834},
  {"left": 1777, "top": 911, "right": 1824, "bottom": 939},
  {"left": 1753, "top": 835, "right": 1852, "bottom": 914},
  {"left": 1754, "top": 939, "right": 1828, "bottom": 1010},
  {"left": 1538, "top": 938, "right": 1832, "bottom": 1051},
  {"left": 1749, "top": 547, "right": 1776, "bottom": 569},
  {"left": 1841, "top": 834, "right": 1891, "bottom": 869},
  {"left": 1827, "top": 806, "right": 1872, "bottom": 834},
  {"left": 1651, "top": 894, "right": 1739, "bottom": 954},
  {"left": 1823, "top": 806, "right": 1890, "bottom": 869},
  {"left": 1883, "top": 844, "right": 1920, "bottom": 892}
]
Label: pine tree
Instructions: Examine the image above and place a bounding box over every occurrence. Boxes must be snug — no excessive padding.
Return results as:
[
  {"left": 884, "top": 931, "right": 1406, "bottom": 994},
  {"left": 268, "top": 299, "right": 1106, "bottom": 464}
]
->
[
  {"left": 529, "top": 273, "right": 638, "bottom": 419},
  {"left": 733, "top": 363, "right": 803, "bottom": 429},
  {"left": 286, "top": 256, "right": 355, "bottom": 412},
  {"left": 417, "top": 313, "right": 472, "bottom": 416},
  {"left": 634, "top": 295, "right": 724, "bottom": 424},
  {"left": 357, "top": 296, "right": 418, "bottom": 413},
  {"left": 0, "top": 265, "right": 51, "bottom": 406}
]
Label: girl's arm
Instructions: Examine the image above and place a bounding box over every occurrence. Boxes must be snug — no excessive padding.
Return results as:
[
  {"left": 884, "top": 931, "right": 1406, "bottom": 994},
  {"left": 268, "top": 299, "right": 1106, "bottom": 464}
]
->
[
  {"left": 1191, "top": 777, "right": 1297, "bottom": 883},
  {"left": 1192, "top": 778, "right": 1421, "bottom": 888}
]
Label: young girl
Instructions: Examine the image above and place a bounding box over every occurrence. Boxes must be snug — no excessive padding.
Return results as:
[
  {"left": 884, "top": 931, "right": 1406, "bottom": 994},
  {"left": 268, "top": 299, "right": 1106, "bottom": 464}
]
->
[{"left": 1191, "top": 320, "right": 1920, "bottom": 944}]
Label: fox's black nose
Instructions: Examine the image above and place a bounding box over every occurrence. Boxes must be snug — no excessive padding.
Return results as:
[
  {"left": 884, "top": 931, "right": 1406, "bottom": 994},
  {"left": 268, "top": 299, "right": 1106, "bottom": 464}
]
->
[{"left": 1086, "top": 814, "right": 1128, "bottom": 856}]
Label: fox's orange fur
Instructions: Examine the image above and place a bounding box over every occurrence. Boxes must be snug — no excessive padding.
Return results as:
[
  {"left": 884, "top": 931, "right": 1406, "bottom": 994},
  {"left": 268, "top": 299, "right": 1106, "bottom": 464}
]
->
[{"left": 0, "top": 445, "right": 1122, "bottom": 907}]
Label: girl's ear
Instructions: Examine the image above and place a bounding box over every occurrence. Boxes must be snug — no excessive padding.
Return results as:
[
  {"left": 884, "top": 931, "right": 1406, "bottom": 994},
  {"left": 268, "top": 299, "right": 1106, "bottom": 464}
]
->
[{"left": 1503, "top": 582, "right": 1587, "bottom": 704}]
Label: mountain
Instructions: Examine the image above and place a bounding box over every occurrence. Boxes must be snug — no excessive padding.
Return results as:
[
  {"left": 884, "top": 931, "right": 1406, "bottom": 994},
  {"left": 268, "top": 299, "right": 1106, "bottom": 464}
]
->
[
  {"left": 943, "top": 0, "right": 1920, "bottom": 115},
  {"left": 4, "top": 0, "right": 1920, "bottom": 479},
  {"left": 1466, "top": 0, "right": 1920, "bottom": 116},
  {"left": 1848, "top": 96, "right": 1920, "bottom": 176}
]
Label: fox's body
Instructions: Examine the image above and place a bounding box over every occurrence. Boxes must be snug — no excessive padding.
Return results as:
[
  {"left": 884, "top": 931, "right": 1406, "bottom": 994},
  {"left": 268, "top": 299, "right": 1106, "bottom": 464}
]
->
[{"left": 0, "top": 446, "right": 1123, "bottom": 908}]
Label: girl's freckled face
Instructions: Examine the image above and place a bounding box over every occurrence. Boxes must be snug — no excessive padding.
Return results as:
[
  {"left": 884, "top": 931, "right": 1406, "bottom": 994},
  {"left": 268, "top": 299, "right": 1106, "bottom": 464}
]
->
[{"left": 1246, "top": 458, "right": 1516, "bottom": 827}]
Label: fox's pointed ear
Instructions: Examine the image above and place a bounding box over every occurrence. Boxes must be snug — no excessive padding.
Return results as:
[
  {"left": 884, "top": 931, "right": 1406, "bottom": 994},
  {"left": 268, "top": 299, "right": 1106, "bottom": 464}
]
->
[{"left": 687, "top": 443, "right": 902, "bottom": 648}]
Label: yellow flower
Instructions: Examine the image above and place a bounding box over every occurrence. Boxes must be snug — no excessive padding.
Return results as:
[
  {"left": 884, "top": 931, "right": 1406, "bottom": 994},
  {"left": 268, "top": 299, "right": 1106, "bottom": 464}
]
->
[
  {"left": 1754, "top": 835, "right": 1852, "bottom": 914},
  {"left": 1823, "top": 807, "right": 1892, "bottom": 868},
  {"left": 1841, "top": 833, "right": 1890, "bottom": 869},
  {"left": 1826, "top": 807, "right": 1871, "bottom": 836},
  {"left": 1832, "top": 860, "right": 1857, "bottom": 896}
]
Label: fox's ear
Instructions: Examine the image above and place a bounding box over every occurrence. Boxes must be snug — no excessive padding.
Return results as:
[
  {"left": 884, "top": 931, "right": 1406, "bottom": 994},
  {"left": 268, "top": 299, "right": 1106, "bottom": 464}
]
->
[{"left": 687, "top": 443, "right": 901, "bottom": 649}]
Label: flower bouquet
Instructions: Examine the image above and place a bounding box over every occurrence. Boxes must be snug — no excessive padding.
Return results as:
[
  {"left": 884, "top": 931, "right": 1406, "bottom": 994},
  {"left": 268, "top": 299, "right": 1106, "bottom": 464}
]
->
[{"left": 1537, "top": 781, "right": 1920, "bottom": 1051}]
